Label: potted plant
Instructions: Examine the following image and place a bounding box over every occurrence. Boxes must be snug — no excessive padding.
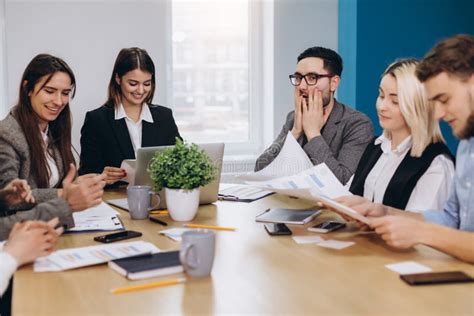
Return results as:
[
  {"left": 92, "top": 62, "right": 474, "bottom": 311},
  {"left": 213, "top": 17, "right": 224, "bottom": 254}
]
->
[{"left": 148, "top": 138, "right": 217, "bottom": 221}]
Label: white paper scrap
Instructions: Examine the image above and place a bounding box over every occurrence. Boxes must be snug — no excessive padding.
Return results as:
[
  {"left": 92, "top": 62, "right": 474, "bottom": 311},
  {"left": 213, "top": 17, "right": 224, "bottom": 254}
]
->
[
  {"left": 292, "top": 235, "right": 325, "bottom": 244},
  {"left": 316, "top": 240, "right": 355, "bottom": 250},
  {"left": 120, "top": 159, "right": 137, "bottom": 185},
  {"left": 385, "top": 261, "right": 432, "bottom": 274}
]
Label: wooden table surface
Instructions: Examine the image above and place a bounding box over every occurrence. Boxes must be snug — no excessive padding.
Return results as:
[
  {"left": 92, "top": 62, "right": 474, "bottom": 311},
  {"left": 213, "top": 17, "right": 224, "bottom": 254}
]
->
[{"left": 12, "top": 189, "right": 474, "bottom": 315}]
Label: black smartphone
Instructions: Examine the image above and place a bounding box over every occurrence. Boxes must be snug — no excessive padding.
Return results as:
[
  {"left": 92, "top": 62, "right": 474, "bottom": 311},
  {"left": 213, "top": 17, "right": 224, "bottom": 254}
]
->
[
  {"left": 93, "top": 230, "right": 142, "bottom": 243},
  {"left": 400, "top": 271, "right": 474, "bottom": 286},
  {"left": 308, "top": 221, "right": 346, "bottom": 233},
  {"left": 264, "top": 223, "right": 292, "bottom": 236}
]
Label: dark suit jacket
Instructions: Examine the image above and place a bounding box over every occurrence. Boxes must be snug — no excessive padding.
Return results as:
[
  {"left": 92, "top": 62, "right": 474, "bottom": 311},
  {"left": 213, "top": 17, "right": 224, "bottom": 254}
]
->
[
  {"left": 254, "top": 100, "right": 374, "bottom": 185},
  {"left": 79, "top": 104, "right": 181, "bottom": 175}
]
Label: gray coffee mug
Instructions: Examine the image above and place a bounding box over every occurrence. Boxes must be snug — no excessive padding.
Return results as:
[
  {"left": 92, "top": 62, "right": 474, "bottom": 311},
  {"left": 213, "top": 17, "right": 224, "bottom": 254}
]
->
[
  {"left": 180, "top": 230, "right": 216, "bottom": 277},
  {"left": 127, "top": 185, "right": 160, "bottom": 220}
]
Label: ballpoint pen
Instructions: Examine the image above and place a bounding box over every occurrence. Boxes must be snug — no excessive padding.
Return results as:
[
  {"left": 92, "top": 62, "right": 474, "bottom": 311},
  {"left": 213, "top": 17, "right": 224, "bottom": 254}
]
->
[{"left": 149, "top": 216, "right": 168, "bottom": 226}]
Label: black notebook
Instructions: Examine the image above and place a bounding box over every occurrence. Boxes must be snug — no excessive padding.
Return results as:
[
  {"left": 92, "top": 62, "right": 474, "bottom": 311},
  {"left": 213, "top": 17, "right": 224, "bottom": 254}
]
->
[
  {"left": 255, "top": 208, "right": 322, "bottom": 225},
  {"left": 108, "top": 251, "right": 183, "bottom": 280}
]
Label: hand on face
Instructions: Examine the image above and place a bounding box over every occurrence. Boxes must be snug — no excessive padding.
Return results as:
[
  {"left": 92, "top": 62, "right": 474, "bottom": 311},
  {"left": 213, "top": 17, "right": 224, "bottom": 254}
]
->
[
  {"left": 4, "top": 218, "right": 63, "bottom": 266},
  {"left": 292, "top": 86, "right": 330, "bottom": 141},
  {"left": 369, "top": 215, "right": 424, "bottom": 249},
  {"left": 62, "top": 164, "right": 106, "bottom": 212},
  {"left": 0, "top": 179, "right": 35, "bottom": 207},
  {"left": 302, "top": 88, "right": 327, "bottom": 140},
  {"left": 291, "top": 91, "right": 304, "bottom": 140},
  {"left": 102, "top": 166, "right": 127, "bottom": 185}
]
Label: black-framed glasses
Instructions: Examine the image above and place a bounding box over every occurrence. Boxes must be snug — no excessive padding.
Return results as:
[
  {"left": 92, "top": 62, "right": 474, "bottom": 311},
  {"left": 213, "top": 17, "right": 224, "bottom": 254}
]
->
[{"left": 289, "top": 73, "right": 334, "bottom": 86}]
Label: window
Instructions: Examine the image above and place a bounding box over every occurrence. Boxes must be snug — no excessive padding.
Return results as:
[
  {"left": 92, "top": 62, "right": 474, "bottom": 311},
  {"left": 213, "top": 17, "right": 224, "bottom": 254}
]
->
[{"left": 170, "top": 0, "right": 268, "bottom": 154}]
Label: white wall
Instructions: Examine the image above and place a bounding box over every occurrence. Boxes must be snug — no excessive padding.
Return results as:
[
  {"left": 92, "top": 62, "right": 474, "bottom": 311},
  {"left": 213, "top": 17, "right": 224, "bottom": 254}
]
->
[
  {"left": 4, "top": 0, "right": 168, "bottom": 150},
  {"left": 273, "top": 0, "right": 338, "bottom": 136},
  {"left": 1, "top": 0, "right": 339, "bottom": 153}
]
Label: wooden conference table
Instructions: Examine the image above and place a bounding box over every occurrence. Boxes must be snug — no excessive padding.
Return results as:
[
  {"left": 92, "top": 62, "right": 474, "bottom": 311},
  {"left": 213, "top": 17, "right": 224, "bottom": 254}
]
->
[{"left": 12, "top": 189, "right": 474, "bottom": 315}]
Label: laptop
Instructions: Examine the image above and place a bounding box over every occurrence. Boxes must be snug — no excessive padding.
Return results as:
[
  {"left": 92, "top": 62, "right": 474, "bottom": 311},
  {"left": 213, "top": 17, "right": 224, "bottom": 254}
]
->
[{"left": 107, "top": 143, "right": 225, "bottom": 211}]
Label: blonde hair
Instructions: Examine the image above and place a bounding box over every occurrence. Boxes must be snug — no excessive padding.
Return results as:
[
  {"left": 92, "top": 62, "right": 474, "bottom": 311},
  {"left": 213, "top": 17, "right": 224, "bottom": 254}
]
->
[{"left": 382, "top": 59, "right": 445, "bottom": 157}]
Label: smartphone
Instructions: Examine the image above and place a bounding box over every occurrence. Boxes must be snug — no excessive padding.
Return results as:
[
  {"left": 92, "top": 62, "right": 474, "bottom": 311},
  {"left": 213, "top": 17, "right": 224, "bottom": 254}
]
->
[
  {"left": 264, "top": 223, "right": 292, "bottom": 236},
  {"left": 308, "top": 221, "right": 346, "bottom": 233},
  {"left": 93, "top": 230, "right": 142, "bottom": 243},
  {"left": 400, "top": 271, "right": 474, "bottom": 286}
]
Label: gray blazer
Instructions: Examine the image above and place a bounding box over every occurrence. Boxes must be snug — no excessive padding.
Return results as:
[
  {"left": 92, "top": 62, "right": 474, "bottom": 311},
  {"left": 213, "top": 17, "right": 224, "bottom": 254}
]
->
[
  {"left": 0, "top": 114, "right": 74, "bottom": 237},
  {"left": 0, "top": 114, "right": 65, "bottom": 203},
  {"left": 255, "top": 100, "right": 374, "bottom": 184},
  {"left": 0, "top": 198, "right": 73, "bottom": 240}
]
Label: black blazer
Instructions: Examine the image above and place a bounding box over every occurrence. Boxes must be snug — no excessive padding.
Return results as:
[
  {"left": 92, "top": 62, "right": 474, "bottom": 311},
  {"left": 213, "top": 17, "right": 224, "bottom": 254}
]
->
[{"left": 79, "top": 104, "right": 181, "bottom": 175}]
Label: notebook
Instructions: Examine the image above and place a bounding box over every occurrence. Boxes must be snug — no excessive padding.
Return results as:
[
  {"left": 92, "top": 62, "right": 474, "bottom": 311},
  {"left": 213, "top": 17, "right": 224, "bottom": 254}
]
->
[
  {"left": 108, "top": 251, "right": 183, "bottom": 280},
  {"left": 255, "top": 208, "right": 322, "bottom": 225}
]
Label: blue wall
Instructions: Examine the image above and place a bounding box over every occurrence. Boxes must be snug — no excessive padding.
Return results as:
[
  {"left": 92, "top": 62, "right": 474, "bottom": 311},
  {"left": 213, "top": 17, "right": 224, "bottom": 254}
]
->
[{"left": 339, "top": 0, "right": 474, "bottom": 154}]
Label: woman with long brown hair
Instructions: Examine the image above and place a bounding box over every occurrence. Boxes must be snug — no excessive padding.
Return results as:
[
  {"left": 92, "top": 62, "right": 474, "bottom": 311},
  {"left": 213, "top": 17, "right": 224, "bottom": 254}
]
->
[
  {"left": 0, "top": 54, "right": 105, "bottom": 208},
  {"left": 79, "top": 47, "right": 181, "bottom": 186}
]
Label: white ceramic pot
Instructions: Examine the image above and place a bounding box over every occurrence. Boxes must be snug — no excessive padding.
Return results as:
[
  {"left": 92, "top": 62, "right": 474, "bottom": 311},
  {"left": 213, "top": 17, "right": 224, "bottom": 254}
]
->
[{"left": 165, "top": 187, "right": 200, "bottom": 221}]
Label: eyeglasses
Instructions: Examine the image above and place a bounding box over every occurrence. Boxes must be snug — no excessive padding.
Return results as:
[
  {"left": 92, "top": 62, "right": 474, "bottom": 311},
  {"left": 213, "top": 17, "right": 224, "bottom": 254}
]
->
[{"left": 289, "top": 73, "right": 334, "bottom": 86}]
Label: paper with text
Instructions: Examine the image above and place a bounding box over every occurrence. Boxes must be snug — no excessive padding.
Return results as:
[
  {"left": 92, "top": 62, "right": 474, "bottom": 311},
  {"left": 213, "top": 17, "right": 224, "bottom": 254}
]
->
[
  {"left": 34, "top": 241, "right": 159, "bottom": 272},
  {"left": 246, "top": 163, "right": 350, "bottom": 199},
  {"left": 69, "top": 202, "right": 124, "bottom": 232}
]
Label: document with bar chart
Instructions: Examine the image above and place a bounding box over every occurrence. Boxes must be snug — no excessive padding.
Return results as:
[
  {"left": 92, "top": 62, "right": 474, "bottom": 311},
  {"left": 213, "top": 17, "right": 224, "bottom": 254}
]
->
[
  {"left": 34, "top": 241, "right": 159, "bottom": 272},
  {"left": 246, "top": 163, "right": 351, "bottom": 199}
]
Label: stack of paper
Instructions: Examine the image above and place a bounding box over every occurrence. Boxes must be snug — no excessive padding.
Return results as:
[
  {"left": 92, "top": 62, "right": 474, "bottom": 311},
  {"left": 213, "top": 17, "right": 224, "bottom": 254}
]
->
[
  {"left": 34, "top": 241, "right": 159, "bottom": 272},
  {"left": 68, "top": 202, "right": 124, "bottom": 232},
  {"left": 239, "top": 132, "right": 313, "bottom": 181}
]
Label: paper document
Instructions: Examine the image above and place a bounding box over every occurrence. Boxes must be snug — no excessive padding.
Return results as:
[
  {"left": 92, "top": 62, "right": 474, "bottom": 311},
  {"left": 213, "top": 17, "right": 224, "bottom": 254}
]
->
[
  {"left": 34, "top": 241, "right": 159, "bottom": 272},
  {"left": 120, "top": 159, "right": 136, "bottom": 185},
  {"left": 68, "top": 202, "right": 124, "bottom": 232},
  {"left": 247, "top": 163, "right": 350, "bottom": 198},
  {"left": 239, "top": 132, "right": 313, "bottom": 181},
  {"left": 385, "top": 261, "right": 432, "bottom": 274},
  {"left": 218, "top": 183, "right": 273, "bottom": 202}
]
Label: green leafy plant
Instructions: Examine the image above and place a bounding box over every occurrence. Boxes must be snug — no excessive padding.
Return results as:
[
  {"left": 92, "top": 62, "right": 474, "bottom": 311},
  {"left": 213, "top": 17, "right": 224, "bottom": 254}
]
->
[{"left": 148, "top": 138, "right": 217, "bottom": 191}]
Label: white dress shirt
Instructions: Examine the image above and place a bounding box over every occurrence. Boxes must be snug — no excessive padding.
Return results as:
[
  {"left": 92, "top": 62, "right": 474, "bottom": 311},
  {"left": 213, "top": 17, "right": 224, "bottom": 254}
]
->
[
  {"left": 363, "top": 135, "right": 455, "bottom": 212},
  {"left": 0, "top": 241, "right": 18, "bottom": 297},
  {"left": 41, "top": 127, "right": 60, "bottom": 188},
  {"left": 115, "top": 103, "right": 154, "bottom": 155}
]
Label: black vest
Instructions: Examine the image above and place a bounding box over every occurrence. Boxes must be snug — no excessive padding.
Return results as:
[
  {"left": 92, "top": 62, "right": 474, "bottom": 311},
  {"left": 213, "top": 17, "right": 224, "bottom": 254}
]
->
[{"left": 349, "top": 137, "right": 454, "bottom": 209}]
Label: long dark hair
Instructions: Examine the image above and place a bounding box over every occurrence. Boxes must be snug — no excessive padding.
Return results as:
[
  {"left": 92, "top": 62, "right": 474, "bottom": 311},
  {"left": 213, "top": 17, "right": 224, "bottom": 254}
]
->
[
  {"left": 12, "top": 54, "right": 76, "bottom": 188},
  {"left": 105, "top": 47, "right": 156, "bottom": 108}
]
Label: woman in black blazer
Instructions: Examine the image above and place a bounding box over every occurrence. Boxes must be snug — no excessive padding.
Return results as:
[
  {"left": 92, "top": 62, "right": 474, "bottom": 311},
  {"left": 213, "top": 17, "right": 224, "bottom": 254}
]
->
[{"left": 79, "top": 48, "right": 181, "bottom": 185}]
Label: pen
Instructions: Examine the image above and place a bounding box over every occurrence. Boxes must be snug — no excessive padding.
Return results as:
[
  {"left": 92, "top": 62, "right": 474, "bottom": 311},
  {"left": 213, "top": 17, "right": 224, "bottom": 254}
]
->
[
  {"left": 149, "top": 216, "right": 168, "bottom": 226},
  {"left": 149, "top": 210, "right": 169, "bottom": 215},
  {"left": 111, "top": 277, "right": 186, "bottom": 294},
  {"left": 183, "top": 224, "right": 236, "bottom": 231}
]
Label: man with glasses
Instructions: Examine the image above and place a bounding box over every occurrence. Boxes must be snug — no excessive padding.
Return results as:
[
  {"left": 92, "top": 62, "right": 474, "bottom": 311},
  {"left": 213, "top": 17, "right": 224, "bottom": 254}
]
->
[{"left": 255, "top": 46, "right": 373, "bottom": 184}]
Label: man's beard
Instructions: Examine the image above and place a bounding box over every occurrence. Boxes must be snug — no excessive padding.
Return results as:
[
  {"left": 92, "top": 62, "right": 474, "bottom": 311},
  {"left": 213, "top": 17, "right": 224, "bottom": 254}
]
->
[
  {"left": 457, "top": 90, "right": 474, "bottom": 139},
  {"left": 322, "top": 90, "right": 332, "bottom": 107},
  {"left": 458, "top": 111, "right": 474, "bottom": 139}
]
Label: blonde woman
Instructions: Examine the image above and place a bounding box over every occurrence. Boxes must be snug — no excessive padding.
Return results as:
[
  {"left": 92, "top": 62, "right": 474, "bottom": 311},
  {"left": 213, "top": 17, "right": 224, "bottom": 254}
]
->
[{"left": 349, "top": 59, "right": 454, "bottom": 211}]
